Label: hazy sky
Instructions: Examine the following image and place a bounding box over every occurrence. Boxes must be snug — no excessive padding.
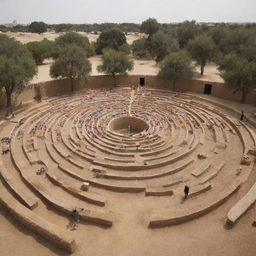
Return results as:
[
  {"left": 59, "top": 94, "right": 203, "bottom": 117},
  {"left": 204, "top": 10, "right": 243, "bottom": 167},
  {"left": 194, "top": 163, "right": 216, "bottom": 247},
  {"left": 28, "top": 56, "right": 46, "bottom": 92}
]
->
[{"left": 0, "top": 0, "right": 255, "bottom": 24}]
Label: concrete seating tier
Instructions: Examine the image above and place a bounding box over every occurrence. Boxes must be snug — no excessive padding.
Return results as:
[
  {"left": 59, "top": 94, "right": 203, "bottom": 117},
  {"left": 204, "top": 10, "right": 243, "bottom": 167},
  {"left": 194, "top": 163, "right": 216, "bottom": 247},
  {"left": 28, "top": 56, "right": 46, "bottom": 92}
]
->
[
  {"left": 0, "top": 184, "right": 76, "bottom": 253},
  {"left": 149, "top": 180, "right": 241, "bottom": 227},
  {"left": 0, "top": 158, "right": 38, "bottom": 209},
  {"left": 226, "top": 183, "right": 256, "bottom": 227},
  {"left": 10, "top": 137, "right": 114, "bottom": 227},
  {"left": 1, "top": 86, "right": 255, "bottom": 251},
  {"left": 91, "top": 159, "right": 194, "bottom": 180},
  {"left": 187, "top": 182, "right": 212, "bottom": 198},
  {"left": 145, "top": 186, "right": 174, "bottom": 196},
  {"left": 36, "top": 136, "right": 106, "bottom": 207}
]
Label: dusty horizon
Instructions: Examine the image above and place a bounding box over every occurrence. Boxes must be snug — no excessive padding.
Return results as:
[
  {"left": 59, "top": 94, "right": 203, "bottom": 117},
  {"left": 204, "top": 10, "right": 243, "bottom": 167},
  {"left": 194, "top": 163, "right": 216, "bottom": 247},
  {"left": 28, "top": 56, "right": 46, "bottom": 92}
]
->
[{"left": 1, "top": 0, "right": 255, "bottom": 24}]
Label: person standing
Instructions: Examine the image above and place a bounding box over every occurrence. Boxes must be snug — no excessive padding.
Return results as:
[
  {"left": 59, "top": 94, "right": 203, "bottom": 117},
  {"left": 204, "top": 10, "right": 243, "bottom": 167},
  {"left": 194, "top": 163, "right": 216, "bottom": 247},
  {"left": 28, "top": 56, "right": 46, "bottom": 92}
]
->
[
  {"left": 70, "top": 208, "right": 84, "bottom": 230},
  {"left": 240, "top": 111, "right": 245, "bottom": 121},
  {"left": 184, "top": 185, "right": 190, "bottom": 199}
]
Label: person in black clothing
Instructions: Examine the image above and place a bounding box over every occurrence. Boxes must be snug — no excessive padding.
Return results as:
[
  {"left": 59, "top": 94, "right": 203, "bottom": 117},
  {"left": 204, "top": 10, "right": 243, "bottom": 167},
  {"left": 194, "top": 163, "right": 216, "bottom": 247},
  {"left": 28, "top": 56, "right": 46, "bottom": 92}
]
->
[
  {"left": 240, "top": 111, "right": 244, "bottom": 121},
  {"left": 71, "top": 208, "right": 84, "bottom": 229},
  {"left": 184, "top": 185, "right": 190, "bottom": 199}
]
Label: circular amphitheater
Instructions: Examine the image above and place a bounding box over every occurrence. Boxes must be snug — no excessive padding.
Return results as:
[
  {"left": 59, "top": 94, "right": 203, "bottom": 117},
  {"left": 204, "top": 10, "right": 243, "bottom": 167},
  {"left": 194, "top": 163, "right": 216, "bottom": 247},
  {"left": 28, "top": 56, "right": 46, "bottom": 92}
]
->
[{"left": 0, "top": 87, "right": 256, "bottom": 255}]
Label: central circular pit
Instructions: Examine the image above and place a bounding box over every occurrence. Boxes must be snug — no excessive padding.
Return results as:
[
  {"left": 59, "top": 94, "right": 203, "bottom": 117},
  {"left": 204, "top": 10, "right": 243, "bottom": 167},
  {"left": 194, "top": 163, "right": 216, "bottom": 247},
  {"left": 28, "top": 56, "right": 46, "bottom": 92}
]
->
[{"left": 109, "top": 116, "right": 149, "bottom": 135}]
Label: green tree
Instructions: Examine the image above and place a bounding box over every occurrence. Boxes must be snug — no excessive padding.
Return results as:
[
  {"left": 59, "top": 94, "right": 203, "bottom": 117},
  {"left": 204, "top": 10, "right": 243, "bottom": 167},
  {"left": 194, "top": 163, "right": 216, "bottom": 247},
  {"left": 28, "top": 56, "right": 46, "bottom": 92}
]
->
[
  {"left": 239, "top": 41, "right": 256, "bottom": 62},
  {"left": 0, "top": 25, "right": 9, "bottom": 32},
  {"left": 53, "top": 23, "right": 74, "bottom": 33},
  {"left": 54, "top": 32, "right": 94, "bottom": 58},
  {"left": 131, "top": 38, "right": 149, "bottom": 58},
  {"left": 213, "top": 27, "right": 255, "bottom": 56},
  {"left": 118, "top": 43, "right": 131, "bottom": 54},
  {"left": 97, "top": 49, "right": 133, "bottom": 86},
  {"left": 50, "top": 45, "right": 92, "bottom": 92},
  {"left": 151, "top": 30, "right": 179, "bottom": 62},
  {"left": 0, "top": 35, "right": 37, "bottom": 107},
  {"left": 158, "top": 51, "right": 194, "bottom": 90},
  {"left": 218, "top": 53, "right": 256, "bottom": 103},
  {"left": 208, "top": 26, "right": 229, "bottom": 48},
  {"left": 141, "top": 18, "right": 160, "bottom": 38},
  {"left": 26, "top": 39, "right": 54, "bottom": 65},
  {"left": 95, "top": 28, "right": 127, "bottom": 54},
  {"left": 12, "top": 24, "right": 29, "bottom": 32},
  {"left": 177, "top": 21, "right": 201, "bottom": 48},
  {"left": 187, "top": 34, "right": 216, "bottom": 75},
  {"left": 29, "top": 21, "right": 47, "bottom": 34}
]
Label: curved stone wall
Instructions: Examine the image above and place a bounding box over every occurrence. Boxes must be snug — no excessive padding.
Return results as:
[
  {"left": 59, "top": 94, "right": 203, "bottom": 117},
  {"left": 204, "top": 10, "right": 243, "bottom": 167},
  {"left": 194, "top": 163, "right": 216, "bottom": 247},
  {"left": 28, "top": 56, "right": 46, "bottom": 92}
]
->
[{"left": 0, "top": 75, "right": 256, "bottom": 108}]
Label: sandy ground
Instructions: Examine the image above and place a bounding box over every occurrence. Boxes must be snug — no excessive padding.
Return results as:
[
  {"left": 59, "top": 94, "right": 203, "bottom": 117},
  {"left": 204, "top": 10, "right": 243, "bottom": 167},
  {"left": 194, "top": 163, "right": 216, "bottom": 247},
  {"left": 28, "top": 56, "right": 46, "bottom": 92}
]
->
[{"left": 31, "top": 57, "right": 223, "bottom": 84}]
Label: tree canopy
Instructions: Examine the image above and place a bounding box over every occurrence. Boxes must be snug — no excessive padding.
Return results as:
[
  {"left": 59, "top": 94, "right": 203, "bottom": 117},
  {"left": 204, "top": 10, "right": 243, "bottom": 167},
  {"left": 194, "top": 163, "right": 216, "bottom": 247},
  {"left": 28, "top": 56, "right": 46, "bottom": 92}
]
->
[
  {"left": 208, "top": 27, "right": 255, "bottom": 57},
  {"left": 26, "top": 39, "right": 54, "bottom": 65},
  {"left": 0, "top": 34, "right": 37, "bottom": 107},
  {"left": 29, "top": 21, "right": 48, "bottom": 34},
  {"left": 187, "top": 34, "right": 216, "bottom": 75},
  {"left": 177, "top": 21, "right": 201, "bottom": 48},
  {"left": 151, "top": 30, "right": 179, "bottom": 62},
  {"left": 54, "top": 32, "right": 94, "bottom": 58},
  {"left": 50, "top": 44, "right": 92, "bottom": 92},
  {"left": 218, "top": 53, "right": 256, "bottom": 103},
  {"left": 97, "top": 49, "right": 133, "bottom": 86},
  {"left": 141, "top": 18, "right": 160, "bottom": 38},
  {"left": 95, "top": 28, "right": 127, "bottom": 54},
  {"left": 131, "top": 38, "right": 149, "bottom": 58},
  {"left": 158, "top": 51, "right": 194, "bottom": 90}
]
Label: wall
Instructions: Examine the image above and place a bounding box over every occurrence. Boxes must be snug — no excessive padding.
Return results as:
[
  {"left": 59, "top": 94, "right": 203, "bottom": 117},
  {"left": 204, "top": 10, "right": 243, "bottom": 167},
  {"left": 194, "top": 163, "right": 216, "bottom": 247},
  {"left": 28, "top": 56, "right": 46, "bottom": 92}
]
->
[
  {"left": 0, "top": 84, "right": 36, "bottom": 107},
  {"left": 0, "top": 75, "right": 255, "bottom": 107}
]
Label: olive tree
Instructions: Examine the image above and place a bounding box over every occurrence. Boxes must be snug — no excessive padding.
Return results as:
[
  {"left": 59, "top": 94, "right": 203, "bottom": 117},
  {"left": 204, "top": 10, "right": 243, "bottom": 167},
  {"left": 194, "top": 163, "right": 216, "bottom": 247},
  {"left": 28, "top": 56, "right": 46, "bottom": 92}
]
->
[
  {"left": 187, "top": 34, "right": 216, "bottom": 75},
  {"left": 50, "top": 45, "right": 92, "bottom": 92},
  {"left": 141, "top": 18, "right": 160, "bottom": 38},
  {"left": 218, "top": 53, "right": 256, "bottom": 103},
  {"left": 95, "top": 28, "right": 127, "bottom": 54},
  {"left": 97, "top": 49, "right": 133, "bottom": 86},
  {"left": 0, "top": 35, "right": 37, "bottom": 107},
  {"left": 158, "top": 51, "right": 194, "bottom": 90},
  {"left": 131, "top": 38, "right": 149, "bottom": 58},
  {"left": 26, "top": 39, "right": 54, "bottom": 65},
  {"left": 151, "top": 31, "right": 179, "bottom": 62},
  {"left": 210, "top": 27, "right": 255, "bottom": 56},
  {"left": 53, "top": 32, "right": 94, "bottom": 58},
  {"left": 29, "top": 21, "right": 47, "bottom": 34},
  {"left": 177, "top": 21, "right": 201, "bottom": 48}
]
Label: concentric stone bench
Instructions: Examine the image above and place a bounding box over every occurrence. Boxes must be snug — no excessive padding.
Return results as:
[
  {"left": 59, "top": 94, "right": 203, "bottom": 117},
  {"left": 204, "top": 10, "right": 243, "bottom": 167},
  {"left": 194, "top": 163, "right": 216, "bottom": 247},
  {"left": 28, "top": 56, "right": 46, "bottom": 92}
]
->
[
  {"left": 226, "top": 183, "right": 256, "bottom": 227},
  {"left": 58, "top": 163, "right": 146, "bottom": 193},
  {"left": 92, "top": 159, "right": 194, "bottom": 180},
  {"left": 145, "top": 186, "right": 174, "bottom": 196},
  {"left": 0, "top": 158, "right": 38, "bottom": 209},
  {"left": 191, "top": 163, "right": 212, "bottom": 177},
  {"left": 149, "top": 180, "right": 241, "bottom": 228},
  {"left": 0, "top": 184, "right": 76, "bottom": 253},
  {"left": 11, "top": 136, "right": 114, "bottom": 227},
  {"left": 45, "top": 171, "right": 106, "bottom": 206},
  {"left": 187, "top": 182, "right": 212, "bottom": 198},
  {"left": 162, "top": 177, "right": 184, "bottom": 187},
  {"left": 199, "top": 163, "right": 226, "bottom": 185}
]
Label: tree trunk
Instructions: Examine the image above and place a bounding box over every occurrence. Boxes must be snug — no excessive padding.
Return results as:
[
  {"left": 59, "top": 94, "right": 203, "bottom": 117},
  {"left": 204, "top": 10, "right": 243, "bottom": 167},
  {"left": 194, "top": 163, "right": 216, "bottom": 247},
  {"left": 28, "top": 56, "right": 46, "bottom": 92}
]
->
[
  {"left": 241, "top": 87, "right": 248, "bottom": 103},
  {"left": 200, "top": 64, "right": 205, "bottom": 76},
  {"left": 6, "top": 90, "right": 12, "bottom": 108},
  {"left": 112, "top": 73, "right": 116, "bottom": 87},
  {"left": 70, "top": 77, "right": 74, "bottom": 93}
]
